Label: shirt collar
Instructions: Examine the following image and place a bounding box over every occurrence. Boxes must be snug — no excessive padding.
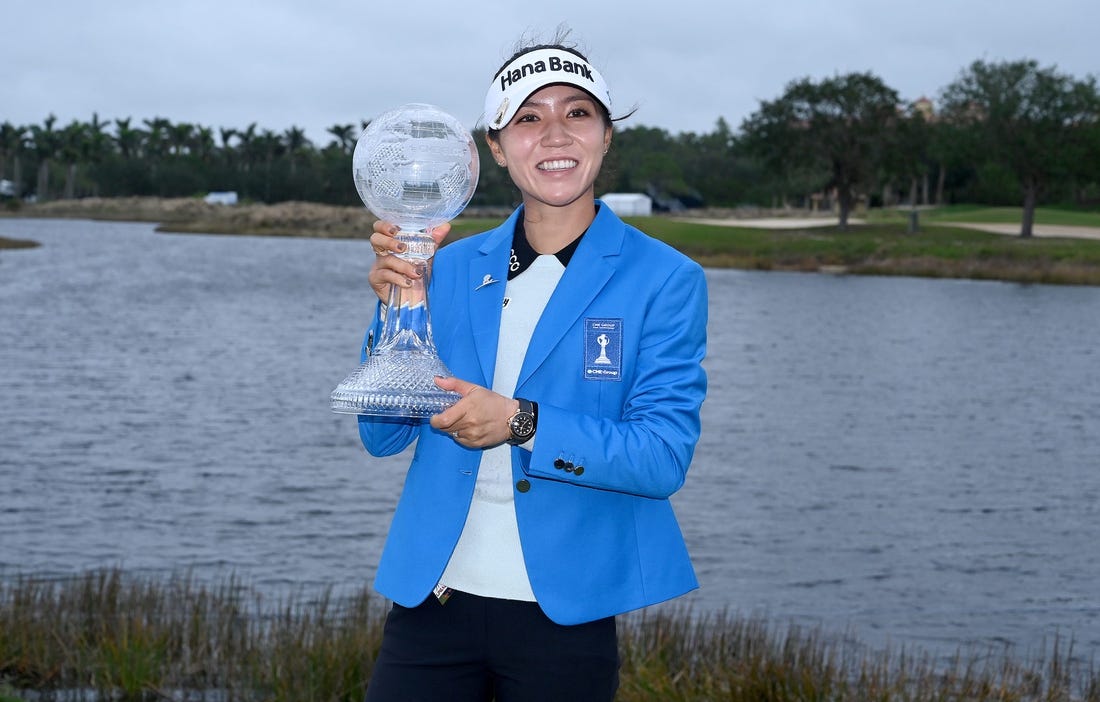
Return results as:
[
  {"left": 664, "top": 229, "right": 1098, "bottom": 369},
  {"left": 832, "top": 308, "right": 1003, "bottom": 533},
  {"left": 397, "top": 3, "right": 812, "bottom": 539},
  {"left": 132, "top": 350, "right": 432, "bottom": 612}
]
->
[{"left": 507, "top": 207, "right": 594, "bottom": 280}]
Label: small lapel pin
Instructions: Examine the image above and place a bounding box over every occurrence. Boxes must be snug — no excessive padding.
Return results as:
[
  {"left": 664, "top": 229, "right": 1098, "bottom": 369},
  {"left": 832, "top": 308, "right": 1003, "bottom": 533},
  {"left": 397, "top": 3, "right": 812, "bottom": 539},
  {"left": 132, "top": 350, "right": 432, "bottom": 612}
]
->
[{"left": 475, "top": 274, "right": 499, "bottom": 290}]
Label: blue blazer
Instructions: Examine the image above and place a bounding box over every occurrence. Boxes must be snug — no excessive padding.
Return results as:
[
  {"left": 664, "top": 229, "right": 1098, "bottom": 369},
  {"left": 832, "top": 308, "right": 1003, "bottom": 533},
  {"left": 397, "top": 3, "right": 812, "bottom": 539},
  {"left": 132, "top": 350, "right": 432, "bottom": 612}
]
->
[{"left": 357, "top": 203, "right": 708, "bottom": 625}]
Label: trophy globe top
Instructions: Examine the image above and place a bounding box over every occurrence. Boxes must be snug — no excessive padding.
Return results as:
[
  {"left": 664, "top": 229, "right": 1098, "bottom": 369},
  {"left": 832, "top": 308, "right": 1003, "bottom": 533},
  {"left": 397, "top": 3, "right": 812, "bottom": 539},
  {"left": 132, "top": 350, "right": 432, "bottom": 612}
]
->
[{"left": 353, "top": 103, "right": 480, "bottom": 241}]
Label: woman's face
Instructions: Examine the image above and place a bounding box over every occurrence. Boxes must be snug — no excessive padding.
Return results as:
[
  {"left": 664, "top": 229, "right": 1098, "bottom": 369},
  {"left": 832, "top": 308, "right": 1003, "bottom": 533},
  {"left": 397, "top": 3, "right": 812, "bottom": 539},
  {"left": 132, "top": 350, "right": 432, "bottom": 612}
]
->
[{"left": 488, "top": 84, "right": 612, "bottom": 211}]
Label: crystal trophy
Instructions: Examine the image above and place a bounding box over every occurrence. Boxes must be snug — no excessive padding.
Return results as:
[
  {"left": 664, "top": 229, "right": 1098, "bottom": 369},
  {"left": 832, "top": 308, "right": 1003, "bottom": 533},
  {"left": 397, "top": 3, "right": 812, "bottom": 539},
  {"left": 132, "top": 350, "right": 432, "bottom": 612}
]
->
[{"left": 331, "top": 104, "right": 480, "bottom": 418}]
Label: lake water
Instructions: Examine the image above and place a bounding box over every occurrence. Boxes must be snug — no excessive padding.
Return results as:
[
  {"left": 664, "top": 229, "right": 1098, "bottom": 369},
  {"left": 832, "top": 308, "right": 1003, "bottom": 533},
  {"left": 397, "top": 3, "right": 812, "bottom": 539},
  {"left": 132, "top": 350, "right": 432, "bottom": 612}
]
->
[{"left": 2, "top": 218, "right": 1098, "bottom": 663}]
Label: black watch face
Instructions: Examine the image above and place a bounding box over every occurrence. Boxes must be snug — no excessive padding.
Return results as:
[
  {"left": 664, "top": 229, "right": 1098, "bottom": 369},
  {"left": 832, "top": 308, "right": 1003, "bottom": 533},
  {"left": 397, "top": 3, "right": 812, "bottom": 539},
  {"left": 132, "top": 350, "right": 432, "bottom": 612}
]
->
[{"left": 511, "top": 413, "right": 535, "bottom": 439}]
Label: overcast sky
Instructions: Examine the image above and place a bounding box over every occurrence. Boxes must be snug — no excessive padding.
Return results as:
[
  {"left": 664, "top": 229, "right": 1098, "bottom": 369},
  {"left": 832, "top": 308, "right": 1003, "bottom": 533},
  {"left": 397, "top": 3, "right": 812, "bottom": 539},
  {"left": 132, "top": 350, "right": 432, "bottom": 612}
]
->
[{"left": 3, "top": 0, "right": 1098, "bottom": 147}]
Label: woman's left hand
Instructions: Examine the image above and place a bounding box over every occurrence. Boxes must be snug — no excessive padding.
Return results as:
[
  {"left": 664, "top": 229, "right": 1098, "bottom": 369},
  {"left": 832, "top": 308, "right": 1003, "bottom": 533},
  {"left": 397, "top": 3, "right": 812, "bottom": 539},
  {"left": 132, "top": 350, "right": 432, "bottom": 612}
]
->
[{"left": 430, "top": 376, "right": 517, "bottom": 447}]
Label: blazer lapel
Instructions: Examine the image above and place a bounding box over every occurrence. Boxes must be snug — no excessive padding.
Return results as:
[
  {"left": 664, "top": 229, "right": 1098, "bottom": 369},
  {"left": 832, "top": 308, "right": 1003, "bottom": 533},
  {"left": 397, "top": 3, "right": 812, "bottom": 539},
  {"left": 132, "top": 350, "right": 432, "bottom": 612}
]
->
[
  {"left": 466, "top": 214, "right": 518, "bottom": 385},
  {"left": 516, "top": 205, "right": 625, "bottom": 389}
]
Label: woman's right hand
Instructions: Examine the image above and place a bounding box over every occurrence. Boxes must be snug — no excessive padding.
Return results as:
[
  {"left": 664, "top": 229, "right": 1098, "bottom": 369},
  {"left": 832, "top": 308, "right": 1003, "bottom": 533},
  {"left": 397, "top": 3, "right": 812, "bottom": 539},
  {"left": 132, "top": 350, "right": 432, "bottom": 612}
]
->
[{"left": 367, "top": 220, "right": 452, "bottom": 303}]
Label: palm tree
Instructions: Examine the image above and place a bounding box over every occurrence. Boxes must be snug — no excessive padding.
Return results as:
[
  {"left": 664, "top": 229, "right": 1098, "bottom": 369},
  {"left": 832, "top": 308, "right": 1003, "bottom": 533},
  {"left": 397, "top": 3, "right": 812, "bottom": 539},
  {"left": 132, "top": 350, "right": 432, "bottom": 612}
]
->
[
  {"left": 192, "top": 126, "right": 216, "bottom": 163},
  {"left": 236, "top": 122, "right": 258, "bottom": 172},
  {"left": 253, "top": 129, "right": 284, "bottom": 201},
  {"left": 326, "top": 123, "right": 356, "bottom": 154},
  {"left": 283, "top": 125, "right": 311, "bottom": 176},
  {"left": 168, "top": 122, "right": 195, "bottom": 156},
  {"left": 0, "top": 122, "right": 28, "bottom": 196},
  {"left": 218, "top": 127, "right": 237, "bottom": 150},
  {"left": 30, "top": 114, "right": 59, "bottom": 201},
  {"left": 60, "top": 119, "right": 87, "bottom": 199},
  {"left": 114, "top": 118, "right": 141, "bottom": 159},
  {"left": 142, "top": 117, "right": 172, "bottom": 160},
  {"left": 84, "top": 113, "right": 112, "bottom": 196},
  {"left": 218, "top": 127, "right": 237, "bottom": 172}
]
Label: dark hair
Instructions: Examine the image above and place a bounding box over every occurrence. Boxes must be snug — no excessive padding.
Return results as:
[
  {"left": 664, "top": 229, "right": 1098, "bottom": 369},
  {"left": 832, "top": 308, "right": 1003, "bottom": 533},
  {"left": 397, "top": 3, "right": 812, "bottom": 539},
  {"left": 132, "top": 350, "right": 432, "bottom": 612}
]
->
[
  {"left": 491, "top": 26, "right": 589, "bottom": 81},
  {"left": 485, "top": 26, "right": 634, "bottom": 140}
]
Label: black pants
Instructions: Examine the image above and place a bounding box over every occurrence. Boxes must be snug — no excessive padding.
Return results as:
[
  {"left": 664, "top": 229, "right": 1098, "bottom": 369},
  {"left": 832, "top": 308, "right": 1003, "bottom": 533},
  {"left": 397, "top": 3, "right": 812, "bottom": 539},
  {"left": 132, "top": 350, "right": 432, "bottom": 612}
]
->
[{"left": 364, "top": 591, "right": 619, "bottom": 702}]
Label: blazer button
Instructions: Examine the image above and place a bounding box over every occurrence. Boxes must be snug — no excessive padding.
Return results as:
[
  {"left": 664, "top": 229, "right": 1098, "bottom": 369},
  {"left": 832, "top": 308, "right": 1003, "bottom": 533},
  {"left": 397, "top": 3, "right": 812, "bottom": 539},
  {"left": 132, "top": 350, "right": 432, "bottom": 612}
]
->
[
  {"left": 554, "top": 458, "right": 565, "bottom": 469},
  {"left": 563, "top": 462, "right": 574, "bottom": 473},
  {"left": 516, "top": 479, "right": 531, "bottom": 493},
  {"left": 574, "top": 466, "right": 584, "bottom": 476}
]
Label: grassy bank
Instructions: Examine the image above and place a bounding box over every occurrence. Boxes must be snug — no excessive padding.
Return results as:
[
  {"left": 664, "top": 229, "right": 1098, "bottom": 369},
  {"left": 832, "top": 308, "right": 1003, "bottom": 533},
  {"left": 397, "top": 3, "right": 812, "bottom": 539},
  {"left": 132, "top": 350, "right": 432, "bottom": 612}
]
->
[
  {"left": 893, "top": 205, "right": 1100, "bottom": 227},
  {"left": 5, "top": 198, "right": 1100, "bottom": 285},
  {"left": 448, "top": 215, "right": 1100, "bottom": 286},
  {"left": 1, "top": 570, "right": 1096, "bottom": 701},
  {"left": 651, "top": 219, "right": 1100, "bottom": 286},
  {"left": 0, "top": 236, "right": 38, "bottom": 250},
  {"left": 1, "top": 197, "right": 381, "bottom": 240}
]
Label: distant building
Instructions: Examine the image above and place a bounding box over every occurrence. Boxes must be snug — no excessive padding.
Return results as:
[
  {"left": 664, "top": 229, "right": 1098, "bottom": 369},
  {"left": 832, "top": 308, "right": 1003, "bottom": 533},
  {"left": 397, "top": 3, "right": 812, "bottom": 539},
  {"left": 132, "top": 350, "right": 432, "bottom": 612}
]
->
[
  {"left": 912, "top": 96, "right": 936, "bottom": 122},
  {"left": 599, "top": 192, "right": 652, "bottom": 217},
  {"left": 204, "top": 191, "right": 238, "bottom": 205}
]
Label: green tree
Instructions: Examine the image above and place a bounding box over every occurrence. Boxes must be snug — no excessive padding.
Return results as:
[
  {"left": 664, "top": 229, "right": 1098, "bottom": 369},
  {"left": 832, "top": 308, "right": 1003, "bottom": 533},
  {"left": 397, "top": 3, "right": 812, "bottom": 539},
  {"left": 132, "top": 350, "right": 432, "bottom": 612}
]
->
[
  {"left": 940, "top": 59, "right": 1100, "bottom": 237},
  {"left": 326, "top": 123, "right": 356, "bottom": 155},
  {"left": 82, "top": 113, "right": 113, "bottom": 197},
  {"left": 0, "top": 122, "right": 28, "bottom": 196},
  {"left": 282, "top": 126, "right": 311, "bottom": 176},
  {"left": 113, "top": 118, "right": 141, "bottom": 159},
  {"left": 740, "top": 72, "right": 900, "bottom": 229},
  {"left": 59, "top": 119, "right": 86, "bottom": 199},
  {"left": 142, "top": 117, "right": 172, "bottom": 159},
  {"left": 604, "top": 126, "right": 692, "bottom": 205},
  {"left": 236, "top": 122, "right": 258, "bottom": 175},
  {"left": 192, "top": 126, "right": 216, "bottom": 163},
  {"left": 30, "top": 115, "right": 60, "bottom": 200},
  {"left": 254, "top": 129, "right": 284, "bottom": 202},
  {"left": 170, "top": 122, "right": 196, "bottom": 156},
  {"left": 680, "top": 118, "right": 754, "bottom": 208},
  {"left": 877, "top": 101, "right": 934, "bottom": 208},
  {"left": 215, "top": 127, "right": 238, "bottom": 186}
]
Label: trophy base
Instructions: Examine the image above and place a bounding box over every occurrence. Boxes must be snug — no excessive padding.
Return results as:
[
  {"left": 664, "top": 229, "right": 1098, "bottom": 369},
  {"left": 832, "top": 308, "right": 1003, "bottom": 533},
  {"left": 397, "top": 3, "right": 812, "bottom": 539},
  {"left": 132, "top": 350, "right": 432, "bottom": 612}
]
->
[{"left": 331, "top": 352, "right": 461, "bottom": 418}]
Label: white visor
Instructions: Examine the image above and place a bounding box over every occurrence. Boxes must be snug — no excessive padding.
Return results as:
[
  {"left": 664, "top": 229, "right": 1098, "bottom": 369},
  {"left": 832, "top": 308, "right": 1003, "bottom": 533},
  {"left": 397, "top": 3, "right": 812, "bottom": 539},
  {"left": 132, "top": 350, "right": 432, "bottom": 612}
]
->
[{"left": 483, "top": 47, "right": 613, "bottom": 131}]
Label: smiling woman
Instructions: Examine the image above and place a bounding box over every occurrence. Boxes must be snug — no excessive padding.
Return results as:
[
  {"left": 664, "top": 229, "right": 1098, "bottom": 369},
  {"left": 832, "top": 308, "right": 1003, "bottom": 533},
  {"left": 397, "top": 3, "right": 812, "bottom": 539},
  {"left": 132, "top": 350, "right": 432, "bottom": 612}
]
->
[{"left": 352, "top": 28, "right": 708, "bottom": 702}]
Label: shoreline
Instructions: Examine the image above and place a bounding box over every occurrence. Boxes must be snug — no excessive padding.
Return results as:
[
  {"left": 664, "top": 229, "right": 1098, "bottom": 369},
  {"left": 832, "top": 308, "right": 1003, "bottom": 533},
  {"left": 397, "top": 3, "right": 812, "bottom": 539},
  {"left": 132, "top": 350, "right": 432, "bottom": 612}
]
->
[
  {"left": 1, "top": 196, "right": 381, "bottom": 240},
  {"left": 5, "top": 198, "right": 1100, "bottom": 286},
  {"left": 9, "top": 198, "right": 1100, "bottom": 238},
  {"left": 0, "top": 235, "right": 39, "bottom": 250}
]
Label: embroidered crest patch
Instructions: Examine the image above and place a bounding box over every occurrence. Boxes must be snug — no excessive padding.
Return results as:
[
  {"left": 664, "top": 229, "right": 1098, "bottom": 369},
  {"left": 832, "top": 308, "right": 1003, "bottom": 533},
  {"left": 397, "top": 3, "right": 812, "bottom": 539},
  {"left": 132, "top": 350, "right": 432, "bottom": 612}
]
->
[{"left": 584, "top": 318, "right": 622, "bottom": 381}]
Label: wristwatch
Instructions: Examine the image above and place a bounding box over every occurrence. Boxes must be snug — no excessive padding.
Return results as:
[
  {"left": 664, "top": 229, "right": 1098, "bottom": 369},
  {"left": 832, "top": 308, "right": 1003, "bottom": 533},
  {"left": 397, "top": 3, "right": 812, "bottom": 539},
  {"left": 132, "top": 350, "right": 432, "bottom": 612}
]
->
[{"left": 506, "top": 398, "right": 537, "bottom": 445}]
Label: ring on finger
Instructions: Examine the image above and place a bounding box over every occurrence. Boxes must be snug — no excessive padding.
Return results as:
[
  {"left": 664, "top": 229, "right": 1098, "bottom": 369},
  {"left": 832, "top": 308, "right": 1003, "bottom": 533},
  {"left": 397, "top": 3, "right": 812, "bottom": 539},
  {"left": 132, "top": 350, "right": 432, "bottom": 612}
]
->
[
  {"left": 450, "top": 431, "right": 460, "bottom": 439},
  {"left": 373, "top": 246, "right": 389, "bottom": 256}
]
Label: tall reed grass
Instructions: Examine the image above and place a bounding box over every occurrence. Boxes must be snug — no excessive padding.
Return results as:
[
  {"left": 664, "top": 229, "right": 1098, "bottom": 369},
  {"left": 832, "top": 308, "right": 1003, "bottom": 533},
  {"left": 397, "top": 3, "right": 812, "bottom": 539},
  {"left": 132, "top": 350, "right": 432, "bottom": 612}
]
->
[{"left": 1, "top": 569, "right": 1096, "bottom": 701}]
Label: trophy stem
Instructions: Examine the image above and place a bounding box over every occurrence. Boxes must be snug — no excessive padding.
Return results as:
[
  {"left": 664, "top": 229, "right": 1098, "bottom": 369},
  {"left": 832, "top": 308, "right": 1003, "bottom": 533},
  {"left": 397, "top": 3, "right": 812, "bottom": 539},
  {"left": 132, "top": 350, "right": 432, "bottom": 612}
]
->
[
  {"left": 374, "top": 232, "right": 437, "bottom": 356},
  {"left": 331, "top": 230, "right": 461, "bottom": 418}
]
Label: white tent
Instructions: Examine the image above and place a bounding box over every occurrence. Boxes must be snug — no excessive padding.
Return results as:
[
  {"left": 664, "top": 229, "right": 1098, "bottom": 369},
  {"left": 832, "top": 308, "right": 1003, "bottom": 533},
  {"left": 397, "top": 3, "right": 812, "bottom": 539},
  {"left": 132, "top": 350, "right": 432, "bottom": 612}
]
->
[{"left": 599, "top": 192, "right": 652, "bottom": 216}]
